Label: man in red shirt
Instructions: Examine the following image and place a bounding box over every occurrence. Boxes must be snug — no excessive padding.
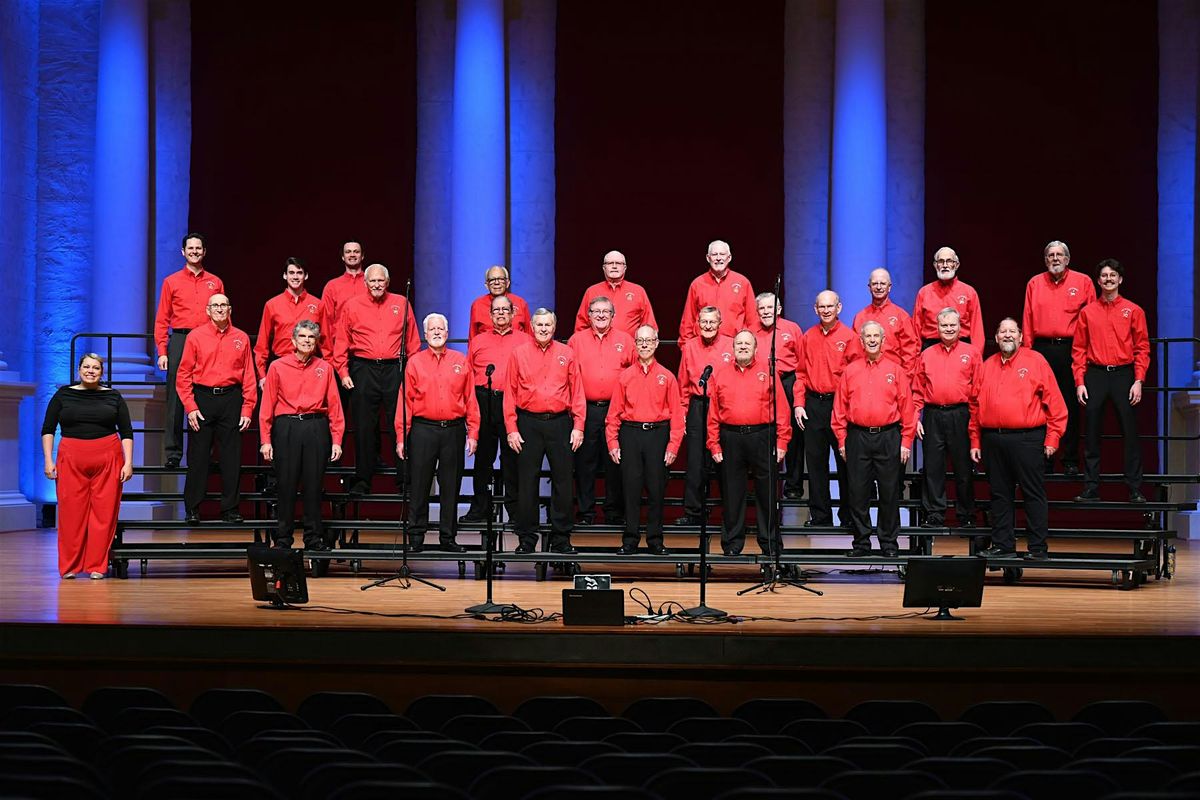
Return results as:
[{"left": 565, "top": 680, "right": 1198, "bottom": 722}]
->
[
  {"left": 970, "top": 318, "right": 1068, "bottom": 559},
  {"left": 468, "top": 266, "right": 531, "bottom": 341},
  {"left": 153, "top": 232, "right": 224, "bottom": 468},
  {"left": 754, "top": 292, "right": 806, "bottom": 501},
  {"left": 573, "top": 250, "right": 658, "bottom": 335},
  {"left": 462, "top": 294, "right": 532, "bottom": 524},
  {"left": 832, "top": 322, "right": 915, "bottom": 557},
  {"left": 913, "top": 247, "right": 984, "bottom": 352},
  {"left": 504, "top": 309, "right": 586, "bottom": 554},
  {"left": 1023, "top": 240, "right": 1097, "bottom": 476},
  {"left": 853, "top": 268, "right": 919, "bottom": 375},
  {"left": 254, "top": 257, "right": 329, "bottom": 385},
  {"left": 912, "top": 308, "right": 980, "bottom": 529},
  {"left": 675, "top": 307, "right": 734, "bottom": 525},
  {"left": 606, "top": 326, "right": 685, "bottom": 555},
  {"left": 321, "top": 240, "right": 368, "bottom": 424},
  {"left": 259, "top": 320, "right": 344, "bottom": 551},
  {"left": 568, "top": 296, "right": 635, "bottom": 526},
  {"left": 1072, "top": 258, "right": 1151, "bottom": 503},
  {"left": 795, "top": 290, "right": 863, "bottom": 528},
  {"left": 708, "top": 331, "right": 791, "bottom": 556},
  {"left": 396, "top": 313, "right": 481, "bottom": 553},
  {"left": 176, "top": 293, "right": 256, "bottom": 524},
  {"left": 333, "top": 264, "right": 422, "bottom": 496},
  {"left": 678, "top": 240, "right": 757, "bottom": 341}
]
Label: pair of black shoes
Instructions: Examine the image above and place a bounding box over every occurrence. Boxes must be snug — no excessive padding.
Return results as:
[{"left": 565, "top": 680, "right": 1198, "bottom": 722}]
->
[
  {"left": 921, "top": 516, "right": 945, "bottom": 529},
  {"left": 674, "top": 514, "right": 705, "bottom": 526},
  {"left": 407, "top": 539, "right": 463, "bottom": 553},
  {"left": 348, "top": 480, "right": 371, "bottom": 497},
  {"left": 976, "top": 545, "right": 1046, "bottom": 559},
  {"left": 616, "top": 544, "right": 670, "bottom": 556},
  {"left": 164, "top": 456, "right": 181, "bottom": 469},
  {"left": 186, "top": 509, "right": 239, "bottom": 524}
]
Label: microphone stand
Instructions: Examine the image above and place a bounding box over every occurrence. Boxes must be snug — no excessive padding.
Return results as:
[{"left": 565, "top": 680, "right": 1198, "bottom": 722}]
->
[
  {"left": 681, "top": 368, "right": 726, "bottom": 618},
  {"left": 363, "top": 278, "right": 444, "bottom": 592},
  {"left": 467, "top": 367, "right": 514, "bottom": 614},
  {"left": 740, "top": 277, "right": 821, "bottom": 597}
]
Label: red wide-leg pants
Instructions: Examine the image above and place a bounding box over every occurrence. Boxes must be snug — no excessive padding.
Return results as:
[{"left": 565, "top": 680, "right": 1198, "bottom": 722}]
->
[{"left": 56, "top": 434, "right": 123, "bottom": 576}]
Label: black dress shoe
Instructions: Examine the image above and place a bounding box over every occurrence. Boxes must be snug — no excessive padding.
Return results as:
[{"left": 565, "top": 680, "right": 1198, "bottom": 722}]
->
[
  {"left": 1063, "top": 464, "right": 1080, "bottom": 476},
  {"left": 440, "top": 542, "right": 467, "bottom": 553},
  {"left": 615, "top": 545, "right": 638, "bottom": 555},
  {"left": 957, "top": 518, "right": 976, "bottom": 529},
  {"left": 551, "top": 545, "right": 578, "bottom": 555},
  {"left": 674, "top": 514, "right": 702, "bottom": 526},
  {"left": 1074, "top": 490, "right": 1100, "bottom": 502},
  {"left": 274, "top": 540, "right": 293, "bottom": 549},
  {"left": 804, "top": 518, "right": 832, "bottom": 528},
  {"left": 977, "top": 545, "right": 1017, "bottom": 558},
  {"left": 185, "top": 510, "right": 201, "bottom": 524},
  {"left": 164, "top": 456, "right": 181, "bottom": 469},
  {"left": 722, "top": 548, "right": 742, "bottom": 557},
  {"left": 459, "top": 511, "right": 486, "bottom": 523},
  {"left": 575, "top": 515, "right": 594, "bottom": 527},
  {"left": 407, "top": 542, "right": 425, "bottom": 553},
  {"left": 920, "top": 517, "right": 945, "bottom": 529},
  {"left": 1129, "top": 490, "right": 1147, "bottom": 504},
  {"left": 845, "top": 548, "right": 872, "bottom": 558},
  {"left": 783, "top": 488, "right": 803, "bottom": 500},
  {"left": 1023, "top": 550, "right": 1050, "bottom": 561},
  {"left": 348, "top": 480, "right": 370, "bottom": 497},
  {"left": 221, "top": 511, "right": 244, "bottom": 523},
  {"left": 881, "top": 549, "right": 900, "bottom": 558},
  {"left": 648, "top": 545, "right": 671, "bottom": 556},
  {"left": 306, "top": 540, "right": 331, "bottom": 552},
  {"left": 514, "top": 544, "right": 535, "bottom": 554},
  {"left": 605, "top": 516, "right": 625, "bottom": 527}
]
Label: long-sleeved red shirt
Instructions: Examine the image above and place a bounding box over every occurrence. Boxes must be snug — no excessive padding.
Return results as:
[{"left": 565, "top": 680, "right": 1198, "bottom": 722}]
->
[
  {"left": 176, "top": 322, "right": 257, "bottom": 416},
  {"left": 332, "top": 292, "right": 422, "bottom": 379},
  {"left": 503, "top": 340, "right": 587, "bottom": 435},
  {"left": 912, "top": 339, "right": 981, "bottom": 416},
  {"left": 467, "top": 328, "right": 532, "bottom": 387},
  {"left": 831, "top": 356, "right": 916, "bottom": 449},
  {"left": 567, "top": 328, "right": 635, "bottom": 401},
  {"left": 469, "top": 293, "right": 531, "bottom": 341},
  {"left": 969, "top": 347, "right": 1068, "bottom": 450},
  {"left": 678, "top": 269, "right": 757, "bottom": 341},
  {"left": 676, "top": 334, "right": 735, "bottom": 404},
  {"left": 1022, "top": 269, "right": 1097, "bottom": 339},
  {"left": 321, "top": 271, "right": 365, "bottom": 326},
  {"left": 853, "top": 299, "right": 919, "bottom": 375},
  {"left": 751, "top": 317, "right": 804, "bottom": 373},
  {"left": 604, "top": 359, "right": 685, "bottom": 456},
  {"left": 574, "top": 279, "right": 658, "bottom": 335},
  {"left": 153, "top": 267, "right": 225, "bottom": 357},
  {"left": 397, "top": 347, "right": 481, "bottom": 440},
  {"left": 797, "top": 321, "right": 864, "bottom": 407},
  {"left": 706, "top": 357, "right": 792, "bottom": 456},
  {"left": 259, "top": 354, "right": 345, "bottom": 445},
  {"left": 913, "top": 277, "right": 984, "bottom": 346},
  {"left": 254, "top": 289, "right": 330, "bottom": 376},
  {"left": 1071, "top": 295, "right": 1151, "bottom": 385}
]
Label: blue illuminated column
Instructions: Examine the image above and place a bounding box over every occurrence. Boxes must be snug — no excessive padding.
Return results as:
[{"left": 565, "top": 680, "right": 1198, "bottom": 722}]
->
[
  {"left": 448, "top": 0, "right": 507, "bottom": 342},
  {"left": 152, "top": 0, "right": 192, "bottom": 299},
  {"left": 829, "top": 0, "right": 887, "bottom": 306},
  {"left": 92, "top": 0, "right": 150, "bottom": 379}
]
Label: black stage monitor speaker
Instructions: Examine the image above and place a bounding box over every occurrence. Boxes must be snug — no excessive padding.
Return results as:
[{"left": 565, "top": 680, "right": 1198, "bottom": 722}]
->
[
  {"left": 248, "top": 545, "right": 308, "bottom": 609},
  {"left": 903, "top": 556, "right": 986, "bottom": 620},
  {"left": 562, "top": 589, "right": 625, "bottom": 626}
]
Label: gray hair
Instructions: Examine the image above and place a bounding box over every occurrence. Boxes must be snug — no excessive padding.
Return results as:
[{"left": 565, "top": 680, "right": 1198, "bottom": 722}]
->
[
  {"left": 364, "top": 263, "right": 390, "bottom": 281},
  {"left": 531, "top": 307, "right": 557, "bottom": 324},
  {"left": 859, "top": 320, "right": 885, "bottom": 338},
  {"left": 423, "top": 313, "right": 448, "bottom": 331},
  {"left": 292, "top": 320, "right": 321, "bottom": 339},
  {"left": 1044, "top": 240, "right": 1070, "bottom": 258},
  {"left": 588, "top": 295, "right": 614, "bottom": 311},
  {"left": 698, "top": 305, "right": 722, "bottom": 320},
  {"left": 935, "top": 307, "right": 961, "bottom": 323}
]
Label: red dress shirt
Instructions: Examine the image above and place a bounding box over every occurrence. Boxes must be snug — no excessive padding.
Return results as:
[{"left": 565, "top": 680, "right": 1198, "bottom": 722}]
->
[
  {"left": 153, "top": 267, "right": 225, "bottom": 357},
  {"left": 706, "top": 357, "right": 792, "bottom": 456},
  {"left": 797, "top": 321, "right": 864, "bottom": 407},
  {"left": 332, "top": 292, "right": 422, "bottom": 379},
  {"left": 912, "top": 339, "right": 981, "bottom": 416},
  {"left": 677, "top": 334, "right": 735, "bottom": 404},
  {"left": 969, "top": 347, "right": 1068, "bottom": 449},
  {"left": 175, "top": 321, "right": 257, "bottom": 416},
  {"left": 319, "top": 271, "right": 365, "bottom": 355},
  {"left": 259, "top": 355, "right": 345, "bottom": 445},
  {"left": 503, "top": 340, "right": 587, "bottom": 435},
  {"left": 254, "top": 289, "right": 330, "bottom": 376},
  {"left": 467, "top": 328, "right": 533, "bottom": 387},
  {"left": 1071, "top": 295, "right": 1151, "bottom": 385},
  {"left": 397, "top": 347, "right": 481, "bottom": 440},
  {"left": 469, "top": 293, "right": 531, "bottom": 341},
  {"left": 913, "top": 277, "right": 984, "bottom": 346},
  {"left": 853, "top": 299, "right": 919, "bottom": 374},
  {"left": 751, "top": 318, "right": 804, "bottom": 373},
  {"left": 567, "top": 328, "right": 635, "bottom": 401},
  {"left": 605, "top": 360, "right": 686, "bottom": 455},
  {"left": 831, "top": 356, "right": 916, "bottom": 449},
  {"left": 574, "top": 279, "right": 658, "bottom": 335},
  {"left": 678, "top": 269, "right": 757, "bottom": 341},
  {"left": 1022, "top": 269, "right": 1097, "bottom": 339}
]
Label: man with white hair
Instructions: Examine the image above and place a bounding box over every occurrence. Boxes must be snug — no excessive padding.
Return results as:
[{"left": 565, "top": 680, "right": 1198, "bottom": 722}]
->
[
  {"left": 914, "top": 247, "right": 984, "bottom": 351},
  {"left": 678, "top": 240, "right": 757, "bottom": 341},
  {"left": 469, "top": 265, "right": 531, "bottom": 341},
  {"left": 574, "top": 250, "right": 658, "bottom": 335},
  {"left": 396, "top": 313, "right": 480, "bottom": 552}
]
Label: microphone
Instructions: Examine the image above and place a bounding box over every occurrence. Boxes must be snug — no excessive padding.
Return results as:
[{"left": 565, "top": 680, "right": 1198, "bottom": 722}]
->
[
  {"left": 485, "top": 364, "right": 495, "bottom": 377},
  {"left": 698, "top": 365, "right": 713, "bottom": 387}
]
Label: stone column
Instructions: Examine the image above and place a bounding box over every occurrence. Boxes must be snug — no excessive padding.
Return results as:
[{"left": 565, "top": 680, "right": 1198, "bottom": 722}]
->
[{"left": 884, "top": 0, "right": 924, "bottom": 311}]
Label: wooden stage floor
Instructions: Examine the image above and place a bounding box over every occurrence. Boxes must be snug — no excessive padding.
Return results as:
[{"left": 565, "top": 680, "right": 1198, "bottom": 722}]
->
[{"left": 2, "top": 529, "right": 1197, "bottom": 717}]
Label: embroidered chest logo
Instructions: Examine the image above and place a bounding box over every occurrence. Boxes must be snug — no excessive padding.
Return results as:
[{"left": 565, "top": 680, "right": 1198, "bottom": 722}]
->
[
  {"left": 657, "top": 374, "right": 667, "bottom": 385},
  {"left": 721, "top": 353, "right": 732, "bottom": 363},
  {"left": 888, "top": 316, "right": 898, "bottom": 327},
  {"left": 206, "top": 281, "right": 215, "bottom": 290},
  {"left": 307, "top": 304, "right": 318, "bottom": 314},
  {"left": 391, "top": 306, "right": 400, "bottom": 315},
  {"left": 757, "top": 372, "right": 767, "bottom": 382},
  {"left": 453, "top": 364, "right": 462, "bottom": 374},
  {"left": 956, "top": 295, "right": 967, "bottom": 305},
  {"left": 886, "top": 373, "right": 896, "bottom": 384},
  {"left": 782, "top": 333, "right": 791, "bottom": 341},
  {"left": 1067, "top": 287, "right": 1078, "bottom": 297},
  {"left": 625, "top": 292, "right": 634, "bottom": 301},
  {"left": 233, "top": 339, "right": 244, "bottom": 351},
  {"left": 835, "top": 341, "right": 847, "bottom": 352},
  {"left": 1017, "top": 368, "right": 1029, "bottom": 379},
  {"left": 960, "top": 354, "right": 970, "bottom": 364},
  {"left": 1122, "top": 308, "right": 1131, "bottom": 318},
  {"left": 557, "top": 356, "right": 567, "bottom": 366},
  {"left": 614, "top": 342, "right": 624, "bottom": 352},
  {"left": 732, "top": 283, "right": 742, "bottom": 294},
  {"left": 315, "top": 367, "right": 325, "bottom": 379}
]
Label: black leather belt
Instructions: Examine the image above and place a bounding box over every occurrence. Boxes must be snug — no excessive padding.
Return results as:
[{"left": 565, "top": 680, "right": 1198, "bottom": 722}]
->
[
  {"left": 807, "top": 391, "right": 835, "bottom": 401},
  {"left": 414, "top": 416, "right": 465, "bottom": 428},
  {"left": 1035, "top": 337, "right": 1072, "bottom": 345},
  {"left": 475, "top": 386, "right": 503, "bottom": 397},
  {"left": 351, "top": 355, "right": 400, "bottom": 365},
  {"left": 1088, "top": 362, "right": 1133, "bottom": 372},
  {"left": 588, "top": 400, "right": 610, "bottom": 407},
  {"left": 171, "top": 328, "right": 191, "bottom": 335},
  {"left": 981, "top": 425, "right": 1044, "bottom": 435},
  {"left": 926, "top": 402, "right": 968, "bottom": 411},
  {"left": 720, "top": 422, "right": 772, "bottom": 434},
  {"left": 623, "top": 420, "right": 670, "bottom": 430},
  {"left": 849, "top": 421, "right": 900, "bottom": 434},
  {"left": 279, "top": 412, "right": 327, "bottom": 420},
  {"left": 517, "top": 408, "right": 567, "bottom": 421},
  {"left": 194, "top": 384, "right": 239, "bottom": 395}
]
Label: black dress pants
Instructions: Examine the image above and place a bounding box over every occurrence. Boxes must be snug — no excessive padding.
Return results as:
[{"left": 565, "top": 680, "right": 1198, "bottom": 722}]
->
[
  {"left": 804, "top": 393, "right": 847, "bottom": 525},
  {"left": 921, "top": 404, "right": 975, "bottom": 520},
  {"left": 618, "top": 422, "right": 669, "bottom": 548},
  {"left": 273, "top": 415, "right": 332, "bottom": 547},
  {"left": 407, "top": 419, "right": 466, "bottom": 545},
  {"left": 515, "top": 410, "right": 574, "bottom": 550},
  {"left": 845, "top": 424, "right": 902, "bottom": 550},
  {"left": 1033, "top": 338, "right": 1079, "bottom": 468},
  {"left": 164, "top": 329, "right": 189, "bottom": 462},
  {"left": 682, "top": 395, "right": 718, "bottom": 517},
  {"left": 1083, "top": 364, "right": 1142, "bottom": 492},
  {"left": 981, "top": 426, "right": 1049, "bottom": 553},
  {"left": 575, "top": 401, "right": 623, "bottom": 521},
  {"left": 718, "top": 425, "right": 777, "bottom": 555},
  {"left": 349, "top": 358, "right": 402, "bottom": 486},
  {"left": 780, "top": 371, "right": 805, "bottom": 494},
  {"left": 468, "top": 387, "right": 518, "bottom": 519},
  {"left": 183, "top": 388, "right": 242, "bottom": 514}
]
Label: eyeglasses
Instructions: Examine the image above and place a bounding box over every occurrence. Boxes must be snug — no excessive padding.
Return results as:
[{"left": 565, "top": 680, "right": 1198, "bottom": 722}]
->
[
  {"left": 208, "top": 303, "right": 230, "bottom": 309},
  {"left": 486, "top": 277, "right": 507, "bottom": 284},
  {"left": 934, "top": 259, "right": 958, "bottom": 267},
  {"left": 589, "top": 309, "right": 613, "bottom": 317},
  {"left": 491, "top": 308, "right": 513, "bottom": 314},
  {"left": 603, "top": 260, "right": 626, "bottom": 267},
  {"left": 635, "top": 338, "right": 657, "bottom": 345}
]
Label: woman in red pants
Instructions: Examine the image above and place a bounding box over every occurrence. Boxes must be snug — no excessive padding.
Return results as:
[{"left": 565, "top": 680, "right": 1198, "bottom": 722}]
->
[{"left": 40, "top": 354, "right": 134, "bottom": 579}]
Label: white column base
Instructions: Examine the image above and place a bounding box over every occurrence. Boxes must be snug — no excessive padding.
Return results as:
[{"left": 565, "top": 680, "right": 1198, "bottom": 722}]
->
[{"left": 0, "top": 381, "right": 36, "bottom": 531}]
